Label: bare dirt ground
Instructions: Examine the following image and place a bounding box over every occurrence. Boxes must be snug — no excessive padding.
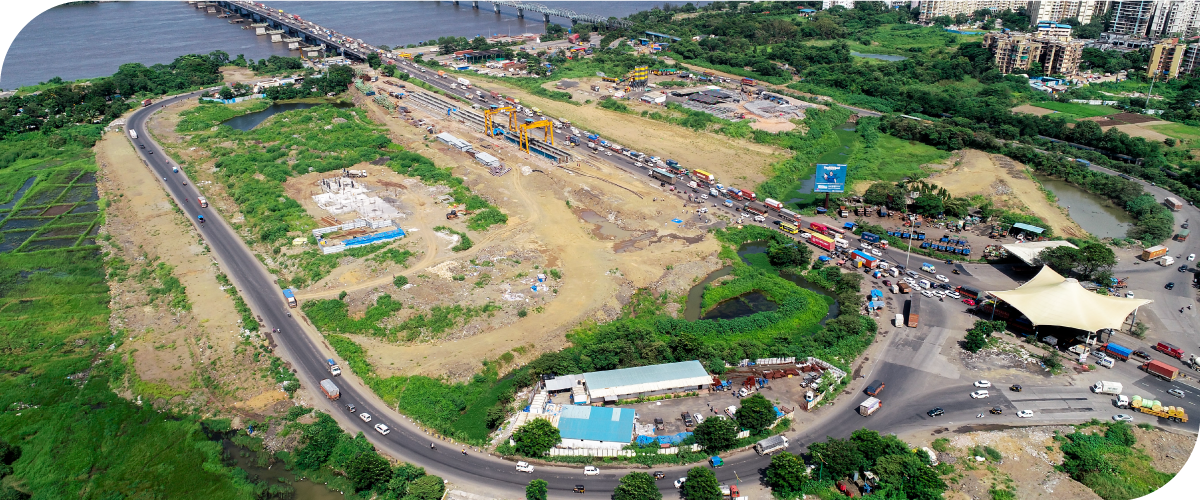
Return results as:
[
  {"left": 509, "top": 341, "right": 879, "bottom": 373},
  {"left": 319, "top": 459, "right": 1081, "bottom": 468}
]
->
[
  {"left": 1012, "top": 104, "right": 1057, "bottom": 117},
  {"left": 927, "top": 150, "right": 1087, "bottom": 238},
  {"left": 1111, "top": 122, "right": 1172, "bottom": 142},
  {"left": 483, "top": 79, "right": 788, "bottom": 187},
  {"left": 96, "top": 122, "right": 286, "bottom": 415},
  {"left": 219, "top": 66, "right": 259, "bottom": 85}
]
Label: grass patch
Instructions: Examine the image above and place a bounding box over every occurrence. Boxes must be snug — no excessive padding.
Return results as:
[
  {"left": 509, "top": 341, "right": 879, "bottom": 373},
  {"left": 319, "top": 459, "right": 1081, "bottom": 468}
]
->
[
  {"left": 1147, "top": 122, "right": 1200, "bottom": 147},
  {"left": 1029, "top": 102, "right": 1119, "bottom": 118},
  {"left": 176, "top": 99, "right": 271, "bottom": 132}
]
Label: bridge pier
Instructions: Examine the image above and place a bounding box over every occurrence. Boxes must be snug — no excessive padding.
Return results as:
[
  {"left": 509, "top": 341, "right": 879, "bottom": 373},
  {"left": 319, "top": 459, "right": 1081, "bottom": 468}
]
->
[
  {"left": 517, "top": 8, "right": 523, "bottom": 18},
  {"left": 494, "top": 4, "right": 500, "bottom": 14},
  {"left": 543, "top": 13, "right": 550, "bottom": 23},
  {"left": 473, "top": 0, "right": 478, "bottom": 8}
]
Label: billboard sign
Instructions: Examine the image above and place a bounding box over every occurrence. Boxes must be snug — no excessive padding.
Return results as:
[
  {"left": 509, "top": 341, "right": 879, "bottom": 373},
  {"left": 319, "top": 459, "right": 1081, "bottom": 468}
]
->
[{"left": 814, "top": 164, "right": 847, "bottom": 193}]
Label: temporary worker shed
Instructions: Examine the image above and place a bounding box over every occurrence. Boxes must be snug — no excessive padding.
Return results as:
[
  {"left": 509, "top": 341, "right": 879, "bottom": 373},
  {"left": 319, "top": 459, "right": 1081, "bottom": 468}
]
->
[
  {"left": 582, "top": 360, "right": 711, "bottom": 403},
  {"left": 474, "top": 151, "right": 501, "bottom": 167},
  {"left": 1001, "top": 240, "right": 1079, "bottom": 266},
  {"left": 987, "top": 266, "right": 1152, "bottom": 332},
  {"left": 1010, "top": 222, "right": 1045, "bottom": 237},
  {"left": 557, "top": 405, "right": 636, "bottom": 449}
]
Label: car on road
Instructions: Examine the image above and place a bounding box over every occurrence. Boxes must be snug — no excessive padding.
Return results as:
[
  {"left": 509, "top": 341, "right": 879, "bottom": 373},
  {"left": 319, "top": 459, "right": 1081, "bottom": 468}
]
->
[
  {"left": 674, "top": 478, "right": 687, "bottom": 488},
  {"left": 653, "top": 471, "right": 666, "bottom": 480},
  {"left": 974, "top": 380, "right": 992, "bottom": 388},
  {"left": 1190, "top": 254, "right": 1196, "bottom": 261},
  {"left": 1132, "top": 350, "right": 1152, "bottom": 360},
  {"left": 516, "top": 461, "right": 534, "bottom": 473},
  {"left": 1112, "top": 414, "right": 1133, "bottom": 422},
  {"left": 971, "top": 390, "right": 990, "bottom": 399},
  {"left": 359, "top": 412, "right": 372, "bottom": 423},
  {"left": 1125, "top": 291, "right": 1135, "bottom": 298},
  {"left": 693, "top": 413, "right": 705, "bottom": 424},
  {"left": 1168, "top": 388, "right": 1185, "bottom": 398},
  {"left": 935, "top": 274, "right": 949, "bottom": 282},
  {"left": 1179, "top": 264, "right": 1189, "bottom": 272},
  {"left": 933, "top": 290, "right": 946, "bottom": 297},
  {"left": 1017, "top": 410, "right": 1034, "bottom": 418},
  {"left": 989, "top": 406, "right": 1002, "bottom": 414},
  {"left": 946, "top": 291, "right": 961, "bottom": 299},
  {"left": 605, "top": 151, "right": 612, "bottom": 156},
  {"left": 871, "top": 249, "right": 882, "bottom": 256},
  {"left": 1010, "top": 384, "right": 1023, "bottom": 392},
  {"left": 583, "top": 466, "right": 600, "bottom": 476},
  {"left": 962, "top": 298, "right": 976, "bottom": 306},
  {"left": 374, "top": 423, "right": 391, "bottom": 435},
  {"left": 927, "top": 407, "right": 944, "bottom": 417},
  {"left": 1166, "top": 282, "right": 1175, "bottom": 290},
  {"left": 573, "top": 485, "right": 585, "bottom": 494},
  {"left": 635, "top": 162, "right": 644, "bottom": 168},
  {"left": 904, "top": 277, "right": 917, "bottom": 285},
  {"left": 345, "top": 403, "right": 356, "bottom": 413},
  {"left": 921, "top": 290, "right": 934, "bottom": 298},
  {"left": 861, "top": 243, "right": 872, "bottom": 250}
]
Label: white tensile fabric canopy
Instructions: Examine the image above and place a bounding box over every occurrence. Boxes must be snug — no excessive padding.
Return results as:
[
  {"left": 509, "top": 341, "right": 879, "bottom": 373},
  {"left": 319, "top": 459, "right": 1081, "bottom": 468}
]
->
[
  {"left": 988, "top": 266, "right": 1152, "bottom": 332},
  {"left": 1001, "top": 240, "right": 1079, "bottom": 266}
]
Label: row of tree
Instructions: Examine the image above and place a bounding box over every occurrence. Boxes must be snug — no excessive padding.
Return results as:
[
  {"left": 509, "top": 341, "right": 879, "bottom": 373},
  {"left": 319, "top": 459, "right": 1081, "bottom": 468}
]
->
[{"left": 294, "top": 412, "right": 445, "bottom": 499}]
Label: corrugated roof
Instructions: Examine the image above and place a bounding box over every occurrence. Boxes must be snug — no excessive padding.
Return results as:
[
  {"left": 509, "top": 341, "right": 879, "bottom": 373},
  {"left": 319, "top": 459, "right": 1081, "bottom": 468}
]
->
[
  {"left": 1012, "top": 222, "right": 1045, "bottom": 234},
  {"left": 558, "top": 406, "right": 635, "bottom": 443},
  {"left": 583, "top": 360, "right": 711, "bottom": 400},
  {"left": 545, "top": 374, "right": 580, "bottom": 392}
]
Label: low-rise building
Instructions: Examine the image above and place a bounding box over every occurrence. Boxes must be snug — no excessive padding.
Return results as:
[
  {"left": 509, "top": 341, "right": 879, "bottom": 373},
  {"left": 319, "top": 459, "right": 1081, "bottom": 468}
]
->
[{"left": 577, "top": 360, "right": 712, "bottom": 403}]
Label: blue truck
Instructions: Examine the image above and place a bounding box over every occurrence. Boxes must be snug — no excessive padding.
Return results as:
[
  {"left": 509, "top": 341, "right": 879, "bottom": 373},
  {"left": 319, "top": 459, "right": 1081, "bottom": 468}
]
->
[
  {"left": 283, "top": 288, "right": 297, "bottom": 308},
  {"left": 1103, "top": 342, "right": 1132, "bottom": 361},
  {"left": 861, "top": 232, "right": 881, "bottom": 243}
]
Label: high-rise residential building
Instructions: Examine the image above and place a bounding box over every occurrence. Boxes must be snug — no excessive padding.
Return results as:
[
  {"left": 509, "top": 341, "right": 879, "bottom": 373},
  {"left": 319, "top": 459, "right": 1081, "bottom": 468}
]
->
[
  {"left": 984, "top": 32, "right": 1086, "bottom": 74},
  {"left": 1109, "top": 0, "right": 1158, "bottom": 34},
  {"left": 918, "top": 0, "right": 1027, "bottom": 24},
  {"left": 1147, "top": 38, "right": 1188, "bottom": 78},
  {"left": 1149, "top": 1, "right": 1200, "bottom": 36},
  {"left": 822, "top": 0, "right": 858, "bottom": 9},
  {"left": 1029, "top": 1, "right": 1109, "bottom": 25}
]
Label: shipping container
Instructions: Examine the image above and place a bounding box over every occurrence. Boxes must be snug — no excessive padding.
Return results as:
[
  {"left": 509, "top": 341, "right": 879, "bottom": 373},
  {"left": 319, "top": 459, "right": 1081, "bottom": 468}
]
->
[
  {"left": 810, "top": 234, "right": 834, "bottom": 251},
  {"left": 1103, "top": 343, "right": 1132, "bottom": 361},
  {"left": 1141, "top": 245, "right": 1169, "bottom": 261},
  {"left": 1142, "top": 360, "right": 1179, "bottom": 381},
  {"left": 907, "top": 295, "right": 920, "bottom": 327},
  {"left": 744, "top": 203, "right": 767, "bottom": 215},
  {"left": 692, "top": 169, "right": 716, "bottom": 183},
  {"left": 1164, "top": 197, "right": 1184, "bottom": 211},
  {"left": 861, "top": 232, "right": 881, "bottom": 243},
  {"left": 809, "top": 222, "right": 828, "bottom": 234}
]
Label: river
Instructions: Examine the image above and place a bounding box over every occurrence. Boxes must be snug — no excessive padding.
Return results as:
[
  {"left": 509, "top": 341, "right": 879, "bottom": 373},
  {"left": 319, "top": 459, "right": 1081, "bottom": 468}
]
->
[
  {"left": 1032, "top": 173, "right": 1135, "bottom": 239},
  {"left": 2, "top": 1, "right": 669, "bottom": 89}
]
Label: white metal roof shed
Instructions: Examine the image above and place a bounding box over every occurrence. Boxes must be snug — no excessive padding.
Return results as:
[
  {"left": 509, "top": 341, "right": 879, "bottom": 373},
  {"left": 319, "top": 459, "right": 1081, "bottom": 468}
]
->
[{"left": 582, "top": 360, "right": 711, "bottom": 401}]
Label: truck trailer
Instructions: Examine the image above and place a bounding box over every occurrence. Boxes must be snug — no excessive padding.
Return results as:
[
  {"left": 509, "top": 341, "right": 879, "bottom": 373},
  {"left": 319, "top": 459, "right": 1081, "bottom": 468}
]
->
[
  {"left": 1141, "top": 245, "right": 1169, "bottom": 261},
  {"left": 1164, "top": 197, "right": 1184, "bottom": 211},
  {"left": 754, "top": 435, "right": 789, "bottom": 455},
  {"left": 858, "top": 397, "right": 882, "bottom": 416},
  {"left": 129, "top": 130, "right": 138, "bottom": 140},
  {"left": 319, "top": 379, "right": 340, "bottom": 400},
  {"left": 1129, "top": 395, "right": 1188, "bottom": 422},
  {"left": 1103, "top": 343, "right": 1132, "bottom": 361},
  {"left": 197, "top": 196, "right": 208, "bottom": 208},
  {"left": 764, "top": 198, "right": 783, "bottom": 211},
  {"left": 1091, "top": 381, "right": 1123, "bottom": 394},
  {"left": 1142, "top": 360, "right": 1179, "bottom": 381},
  {"left": 283, "top": 288, "right": 297, "bottom": 308},
  {"left": 906, "top": 295, "right": 920, "bottom": 327}
]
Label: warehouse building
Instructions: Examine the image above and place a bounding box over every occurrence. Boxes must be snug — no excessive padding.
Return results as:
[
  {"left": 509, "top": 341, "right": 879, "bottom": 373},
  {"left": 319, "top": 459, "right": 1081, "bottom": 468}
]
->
[
  {"left": 579, "top": 360, "right": 712, "bottom": 403},
  {"left": 557, "top": 406, "right": 636, "bottom": 449}
]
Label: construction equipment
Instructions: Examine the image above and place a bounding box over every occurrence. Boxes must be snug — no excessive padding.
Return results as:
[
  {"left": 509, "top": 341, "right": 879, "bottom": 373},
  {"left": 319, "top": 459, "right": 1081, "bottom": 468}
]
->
[
  {"left": 518, "top": 118, "right": 553, "bottom": 154},
  {"left": 483, "top": 104, "right": 517, "bottom": 137}
]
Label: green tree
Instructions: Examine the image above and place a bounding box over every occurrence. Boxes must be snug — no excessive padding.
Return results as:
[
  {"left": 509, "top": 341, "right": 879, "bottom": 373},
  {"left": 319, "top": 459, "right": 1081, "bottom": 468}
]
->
[
  {"left": 366, "top": 52, "right": 382, "bottom": 69},
  {"left": 346, "top": 451, "right": 392, "bottom": 492},
  {"left": 525, "top": 479, "right": 549, "bottom": 500},
  {"left": 765, "top": 452, "right": 807, "bottom": 497},
  {"left": 963, "top": 328, "right": 988, "bottom": 352},
  {"left": 863, "top": 182, "right": 905, "bottom": 210},
  {"left": 381, "top": 64, "right": 397, "bottom": 77},
  {"left": 849, "top": 428, "right": 908, "bottom": 465},
  {"left": 693, "top": 415, "right": 739, "bottom": 451},
  {"left": 613, "top": 472, "right": 662, "bottom": 500},
  {"left": 512, "top": 419, "right": 561, "bottom": 456},
  {"left": 735, "top": 393, "right": 777, "bottom": 434},
  {"left": 394, "top": 275, "right": 409, "bottom": 288},
  {"left": 808, "top": 437, "right": 866, "bottom": 478},
  {"left": 912, "top": 195, "right": 944, "bottom": 216},
  {"left": 767, "top": 241, "right": 812, "bottom": 268},
  {"left": 407, "top": 475, "right": 446, "bottom": 500},
  {"left": 218, "top": 86, "right": 234, "bottom": 100},
  {"left": 485, "top": 404, "right": 508, "bottom": 429},
  {"left": 680, "top": 467, "right": 722, "bottom": 500}
]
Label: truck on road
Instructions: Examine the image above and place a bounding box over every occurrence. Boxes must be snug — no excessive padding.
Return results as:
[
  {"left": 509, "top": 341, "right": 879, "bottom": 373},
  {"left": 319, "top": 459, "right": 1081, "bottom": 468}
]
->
[
  {"left": 1141, "top": 245, "right": 1169, "bottom": 261},
  {"left": 764, "top": 198, "right": 783, "bottom": 211},
  {"left": 319, "top": 379, "right": 340, "bottom": 400},
  {"left": 141, "top": 99, "right": 153, "bottom": 107},
  {"left": 1154, "top": 342, "right": 1184, "bottom": 359},
  {"left": 858, "top": 397, "right": 882, "bottom": 416},
  {"left": 327, "top": 359, "right": 342, "bottom": 376},
  {"left": 906, "top": 295, "right": 920, "bottom": 327},
  {"left": 754, "top": 435, "right": 789, "bottom": 455},
  {"left": 1164, "top": 197, "right": 1184, "bottom": 211},
  {"left": 196, "top": 196, "right": 208, "bottom": 208},
  {"left": 1129, "top": 395, "right": 1188, "bottom": 422},
  {"left": 1102, "top": 342, "right": 1132, "bottom": 361},
  {"left": 1091, "top": 381, "right": 1123, "bottom": 395},
  {"left": 457, "top": 77, "right": 471, "bottom": 88},
  {"left": 920, "top": 262, "right": 936, "bottom": 273},
  {"left": 283, "top": 288, "right": 297, "bottom": 308},
  {"left": 129, "top": 130, "right": 138, "bottom": 140},
  {"left": 1142, "top": 360, "right": 1179, "bottom": 381}
]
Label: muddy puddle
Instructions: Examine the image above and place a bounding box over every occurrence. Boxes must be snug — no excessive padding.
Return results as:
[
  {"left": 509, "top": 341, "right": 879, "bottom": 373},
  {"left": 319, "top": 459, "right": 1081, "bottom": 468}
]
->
[
  {"left": 577, "top": 209, "right": 703, "bottom": 252},
  {"left": 702, "top": 292, "right": 780, "bottom": 319},
  {"left": 221, "top": 439, "right": 343, "bottom": 500},
  {"left": 0, "top": 177, "right": 36, "bottom": 211}
]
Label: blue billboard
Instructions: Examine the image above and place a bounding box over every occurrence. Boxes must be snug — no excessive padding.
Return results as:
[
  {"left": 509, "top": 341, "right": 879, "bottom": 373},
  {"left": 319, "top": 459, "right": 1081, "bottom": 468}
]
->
[{"left": 814, "top": 164, "right": 847, "bottom": 193}]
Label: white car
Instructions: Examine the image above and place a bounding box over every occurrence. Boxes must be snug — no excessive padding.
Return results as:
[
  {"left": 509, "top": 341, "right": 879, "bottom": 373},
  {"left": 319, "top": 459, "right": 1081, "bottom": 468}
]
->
[
  {"left": 359, "top": 412, "right": 373, "bottom": 423},
  {"left": 1112, "top": 414, "right": 1133, "bottom": 422},
  {"left": 584, "top": 466, "right": 600, "bottom": 476},
  {"left": 971, "top": 390, "right": 990, "bottom": 399},
  {"left": 753, "top": 215, "right": 766, "bottom": 223},
  {"left": 635, "top": 162, "right": 644, "bottom": 168},
  {"left": 904, "top": 277, "right": 917, "bottom": 285},
  {"left": 1190, "top": 254, "right": 1196, "bottom": 261},
  {"left": 700, "top": 194, "right": 709, "bottom": 200},
  {"left": 1125, "top": 291, "right": 1135, "bottom": 298},
  {"left": 974, "top": 380, "right": 991, "bottom": 388},
  {"left": 871, "top": 249, "right": 882, "bottom": 256},
  {"left": 935, "top": 275, "right": 949, "bottom": 283},
  {"left": 861, "top": 243, "right": 872, "bottom": 250},
  {"left": 674, "top": 478, "right": 687, "bottom": 488},
  {"left": 1016, "top": 410, "right": 1033, "bottom": 418},
  {"left": 946, "top": 291, "right": 961, "bottom": 299},
  {"left": 374, "top": 423, "right": 391, "bottom": 435},
  {"left": 933, "top": 289, "right": 946, "bottom": 297},
  {"left": 693, "top": 413, "right": 705, "bottom": 424},
  {"left": 921, "top": 290, "right": 934, "bottom": 298},
  {"left": 605, "top": 151, "right": 612, "bottom": 156},
  {"left": 516, "top": 461, "right": 535, "bottom": 473}
]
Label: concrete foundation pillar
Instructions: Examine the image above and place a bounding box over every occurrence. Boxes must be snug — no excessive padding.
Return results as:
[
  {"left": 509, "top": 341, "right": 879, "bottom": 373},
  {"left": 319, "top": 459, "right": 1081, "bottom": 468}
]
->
[
  {"left": 517, "top": 8, "right": 524, "bottom": 18},
  {"left": 543, "top": 13, "right": 550, "bottom": 23},
  {"left": 473, "top": 0, "right": 479, "bottom": 8},
  {"left": 494, "top": 4, "right": 500, "bottom": 14}
]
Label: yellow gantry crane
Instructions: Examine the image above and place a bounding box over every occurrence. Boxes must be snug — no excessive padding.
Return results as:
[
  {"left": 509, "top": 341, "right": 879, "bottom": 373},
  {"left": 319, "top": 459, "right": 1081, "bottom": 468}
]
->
[
  {"left": 518, "top": 118, "right": 554, "bottom": 154},
  {"left": 483, "top": 105, "right": 517, "bottom": 137}
]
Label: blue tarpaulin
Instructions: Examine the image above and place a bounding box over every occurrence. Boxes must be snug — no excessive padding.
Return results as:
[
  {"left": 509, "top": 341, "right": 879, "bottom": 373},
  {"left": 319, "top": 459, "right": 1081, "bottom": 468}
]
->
[
  {"left": 344, "top": 227, "right": 405, "bottom": 247},
  {"left": 672, "top": 218, "right": 683, "bottom": 223}
]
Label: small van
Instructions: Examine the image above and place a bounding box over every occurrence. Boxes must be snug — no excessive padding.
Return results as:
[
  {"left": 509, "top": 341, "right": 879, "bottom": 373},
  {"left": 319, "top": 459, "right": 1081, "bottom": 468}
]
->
[
  {"left": 1097, "top": 356, "right": 1115, "bottom": 369},
  {"left": 895, "top": 314, "right": 904, "bottom": 327}
]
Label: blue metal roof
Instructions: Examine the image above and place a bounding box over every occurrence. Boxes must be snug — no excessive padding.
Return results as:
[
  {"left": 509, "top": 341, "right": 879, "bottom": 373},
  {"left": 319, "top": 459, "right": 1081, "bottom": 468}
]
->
[
  {"left": 1012, "top": 222, "right": 1045, "bottom": 234},
  {"left": 558, "top": 406, "right": 635, "bottom": 443}
]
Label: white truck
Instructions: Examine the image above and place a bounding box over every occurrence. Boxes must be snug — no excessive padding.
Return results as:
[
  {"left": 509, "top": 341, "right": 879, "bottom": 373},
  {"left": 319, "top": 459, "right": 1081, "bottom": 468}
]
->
[
  {"left": 457, "top": 77, "right": 471, "bottom": 87},
  {"left": 129, "top": 130, "right": 138, "bottom": 140},
  {"left": 1091, "top": 381, "right": 1123, "bottom": 395},
  {"left": 327, "top": 358, "right": 342, "bottom": 376},
  {"left": 754, "top": 435, "right": 789, "bottom": 455},
  {"left": 1160, "top": 255, "right": 1175, "bottom": 266},
  {"left": 858, "top": 397, "right": 882, "bottom": 416}
]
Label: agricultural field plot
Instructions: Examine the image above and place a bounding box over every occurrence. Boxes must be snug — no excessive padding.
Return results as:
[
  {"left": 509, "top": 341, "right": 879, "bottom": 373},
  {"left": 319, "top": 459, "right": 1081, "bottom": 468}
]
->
[
  {"left": 1147, "top": 121, "right": 1200, "bottom": 148},
  {"left": 0, "top": 166, "right": 100, "bottom": 253},
  {"left": 1029, "top": 101, "right": 1120, "bottom": 119}
]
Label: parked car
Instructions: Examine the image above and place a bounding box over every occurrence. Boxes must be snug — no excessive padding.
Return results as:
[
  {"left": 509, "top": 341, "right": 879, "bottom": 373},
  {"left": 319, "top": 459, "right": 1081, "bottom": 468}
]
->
[
  {"left": 1132, "top": 350, "right": 1152, "bottom": 360},
  {"left": 1125, "top": 291, "right": 1135, "bottom": 298},
  {"left": 374, "top": 423, "right": 391, "bottom": 435},
  {"left": 989, "top": 406, "right": 1003, "bottom": 414},
  {"left": 962, "top": 298, "right": 976, "bottom": 306},
  {"left": 974, "top": 380, "right": 991, "bottom": 388},
  {"left": 946, "top": 291, "right": 961, "bottom": 299},
  {"left": 1010, "top": 384, "right": 1022, "bottom": 392},
  {"left": 693, "top": 413, "right": 705, "bottom": 425},
  {"left": 516, "top": 461, "right": 535, "bottom": 473},
  {"left": 935, "top": 274, "right": 949, "bottom": 282},
  {"left": 1166, "top": 282, "right": 1175, "bottom": 290},
  {"left": 573, "top": 485, "right": 585, "bottom": 494},
  {"left": 921, "top": 290, "right": 934, "bottom": 298},
  {"left": 584, "top": 466, "right": 600, "bottom": 476},
  {"left": 359, "top": 412, "right": 372, "bottom": 422},
  {"left": 1190, "top": 253, "right": 1196, "bottom": 261},
  {"left": 927, "top": 407, "right": 944, "bottom": 417},
  {"left": 1017, "top": 410, "right": 1034, "bottom": 418},
  {"left": 971, "top": 390, "right": 990, "bottom": 399}
]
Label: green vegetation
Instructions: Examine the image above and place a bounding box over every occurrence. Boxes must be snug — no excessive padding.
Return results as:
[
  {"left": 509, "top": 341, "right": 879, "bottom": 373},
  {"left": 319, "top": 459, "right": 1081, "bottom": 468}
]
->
[
  {"left": 370, "top": 247, "right": 416, "bottom": 267},
  {"left": 1058, "top": 422, "right": 1174, "bottom": 500},
  {"left": 386, "top": 151, "right": 506, "bottom": 231},
  {"left": 303, "top": 294, "right": 500, "bottom": 343},
  {"left": 176, "top": 99, "right": 271, "bottom": 132},
  {"left": 433, "top": 225, "right": 474, "bottom": 251},
  {"left": 140, "top": 261, "right": 191, "bottom": 312},
  {"left": 734, "top": 393, "right": 777, "bottom": 434},
  {"left": 614, "top": 472, "right": 662, "bottom": 500},
  {"left": 1029, "top": 102, "right": 1119, "bottom": 118},
  {"left": 783, "top": 428, "right": 944, "bottom": 499},
  {"left": 526, "top": 479, "right": 550, "bottom": 500},
  {"left": 692, "top": 416, "right": 739, "bottom": 452},
  {"left": 1147, "top": 122, "right": 1200, "bottom": 148},
  {"left": 963, "top": 320, "right": 1006, "bottom": 353},
  {"left": 681, "top": 467, "right": 723, "bottom": 500},
  {"left": 215, "top": 272, "right": 259, "bottom": 331},
  {"left": 512, "top": 419, "right": 561, "bottom": 456}
]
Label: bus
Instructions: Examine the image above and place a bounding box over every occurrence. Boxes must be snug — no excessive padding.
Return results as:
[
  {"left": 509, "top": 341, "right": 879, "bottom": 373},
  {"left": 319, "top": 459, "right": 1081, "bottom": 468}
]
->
[{"left": 780, "top": 222, "right": 799, "bottom": 234}]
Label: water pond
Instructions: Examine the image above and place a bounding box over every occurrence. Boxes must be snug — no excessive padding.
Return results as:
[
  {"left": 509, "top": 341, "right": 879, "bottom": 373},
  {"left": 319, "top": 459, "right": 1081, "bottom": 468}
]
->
[
  {"left": 850, "top": 51, "right": 908, "bottom": 62},
  {"left": 222, "top": 101, "right": 352, "bottom": 131},
  {"left": 1032, "top": 173, "right": 1135, "bottom": 239},
  {"left": 683, "top": 242, "right": 840, "bottom": 323}
]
